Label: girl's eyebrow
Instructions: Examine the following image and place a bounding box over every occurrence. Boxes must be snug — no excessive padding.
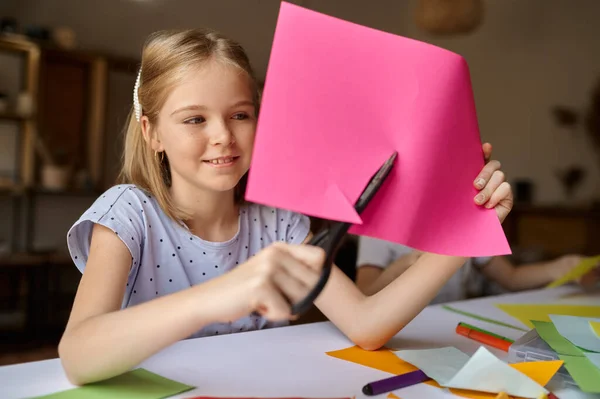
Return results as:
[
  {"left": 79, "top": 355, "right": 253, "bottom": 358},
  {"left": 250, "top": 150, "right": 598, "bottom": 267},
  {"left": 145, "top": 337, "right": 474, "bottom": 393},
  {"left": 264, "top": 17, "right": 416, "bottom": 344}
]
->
[
  {"left": 170, "top": 100, "right": 254, "bottom": 117},
  {"left": 230, "top": 100, "right": 255, "bottom": 109},
  {"left": 171, "top": 104, "right": 207, "bottom": 116}
]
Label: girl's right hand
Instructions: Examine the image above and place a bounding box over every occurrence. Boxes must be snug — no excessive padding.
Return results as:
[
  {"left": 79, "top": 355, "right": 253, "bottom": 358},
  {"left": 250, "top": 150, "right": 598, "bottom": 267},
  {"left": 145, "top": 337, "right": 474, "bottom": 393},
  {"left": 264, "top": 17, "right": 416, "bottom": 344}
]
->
[{"left": 214, "top": 241, "right": 326, "bottom": 322}]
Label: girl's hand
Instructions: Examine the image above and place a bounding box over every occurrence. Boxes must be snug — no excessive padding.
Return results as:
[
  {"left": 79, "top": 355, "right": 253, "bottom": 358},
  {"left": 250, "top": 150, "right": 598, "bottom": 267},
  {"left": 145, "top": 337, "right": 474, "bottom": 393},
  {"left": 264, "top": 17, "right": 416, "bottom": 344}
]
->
[
  {"left": 580, "top": 265, "right": 600, "bottom": 291},
  {"left": 548, "top": 254, "right": 600, "bottom": 290},
  {"left": 216, "top": 242, "right": 325, "bottom": 322},
  {"left": 473, "top": 143, "right": 514, "bottom": 223},
  {"left": 547, "top": 254, "right": 585, "bottom": 280}
]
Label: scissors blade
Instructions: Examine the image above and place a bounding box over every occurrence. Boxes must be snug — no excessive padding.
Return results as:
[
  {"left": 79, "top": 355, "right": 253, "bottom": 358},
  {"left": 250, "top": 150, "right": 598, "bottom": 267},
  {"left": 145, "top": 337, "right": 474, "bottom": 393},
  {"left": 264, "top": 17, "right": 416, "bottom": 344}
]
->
[
  {"left": 354, "top": 151, "right": 397, "bottom": 214},
  {"left": 290, "top": 151, "right": 397, "bottom": 316}
]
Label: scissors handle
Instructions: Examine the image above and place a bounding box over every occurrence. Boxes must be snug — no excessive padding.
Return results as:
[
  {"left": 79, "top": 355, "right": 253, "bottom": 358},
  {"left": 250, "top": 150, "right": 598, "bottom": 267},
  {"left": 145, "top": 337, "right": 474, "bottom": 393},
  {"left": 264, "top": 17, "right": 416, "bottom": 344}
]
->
[{"left": 290, "top": 221, "right": 350, "bottom": 315}]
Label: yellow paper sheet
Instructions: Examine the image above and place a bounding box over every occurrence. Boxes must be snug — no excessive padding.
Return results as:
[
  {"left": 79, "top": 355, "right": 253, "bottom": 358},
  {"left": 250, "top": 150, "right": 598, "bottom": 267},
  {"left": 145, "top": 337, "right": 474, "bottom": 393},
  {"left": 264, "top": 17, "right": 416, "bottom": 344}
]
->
[
  {"left": 448, "top": 360, "right": 562, "bottom": 399},
  {"left": 387, "top": 393, "right": 401, "bottom": 399},
  {"left": 510, "top": 360, "right": 563, "bottom": 386},
  {"left": 496, "top": 304, "right": 600, "bottom": 329},
  {"left": 326, "top": 346, "right": 562, "bottom": 399},
  {"left": 591, "top": 321, "right": 600, "bottom": 338},
  {"left": 546, "top": 255, "right": 600, "bottom": 288}
]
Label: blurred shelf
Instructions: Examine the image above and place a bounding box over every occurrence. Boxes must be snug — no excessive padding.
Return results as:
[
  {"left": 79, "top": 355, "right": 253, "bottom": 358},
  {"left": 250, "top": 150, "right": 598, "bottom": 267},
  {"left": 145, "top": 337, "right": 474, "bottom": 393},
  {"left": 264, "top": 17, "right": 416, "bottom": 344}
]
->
[
  {"left": 0, "top": 112, "right": 33, "bottom": 122},
  {"left": 0, "top": 185, "right": 102, "bottom": 197},
  {"left": 29, "top": 187, "right": 102, "bottom": 197},
  {"left": 0, "top": 184, "right": 24, "bottom": 195},
  {"left": 0, "top": 34, "right": 39, "bottom": 54}
]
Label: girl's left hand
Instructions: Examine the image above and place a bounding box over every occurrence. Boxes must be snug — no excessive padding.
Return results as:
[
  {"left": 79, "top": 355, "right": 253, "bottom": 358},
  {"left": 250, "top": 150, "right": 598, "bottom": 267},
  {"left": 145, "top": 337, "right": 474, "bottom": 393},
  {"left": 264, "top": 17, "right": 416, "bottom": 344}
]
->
[{"left": 472, "top": 143, "right": 514, "bottom": 223}]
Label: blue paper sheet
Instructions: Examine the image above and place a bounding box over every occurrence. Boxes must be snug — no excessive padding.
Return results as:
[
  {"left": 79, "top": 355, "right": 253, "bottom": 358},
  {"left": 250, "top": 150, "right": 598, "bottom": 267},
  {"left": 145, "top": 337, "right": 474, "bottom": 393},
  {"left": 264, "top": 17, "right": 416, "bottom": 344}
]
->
[{"left": 549, "top": 315, "right": 600, "bottom": 352}]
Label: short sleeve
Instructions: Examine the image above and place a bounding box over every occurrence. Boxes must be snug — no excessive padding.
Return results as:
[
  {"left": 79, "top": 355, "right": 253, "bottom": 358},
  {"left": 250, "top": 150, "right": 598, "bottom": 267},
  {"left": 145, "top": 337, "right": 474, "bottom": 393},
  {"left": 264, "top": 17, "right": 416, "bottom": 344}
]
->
[
  {"left": 284, "top": 211, "right": 311, "bottom": 245},
  {"left": 472, "top": 256, "right": 493, "bottom": 268},
  {"left": 66, "top": 184, "right": 145, "bottom": 274},
  {"left": 356, "top": 236, "right": 412, "bottom": 268}
]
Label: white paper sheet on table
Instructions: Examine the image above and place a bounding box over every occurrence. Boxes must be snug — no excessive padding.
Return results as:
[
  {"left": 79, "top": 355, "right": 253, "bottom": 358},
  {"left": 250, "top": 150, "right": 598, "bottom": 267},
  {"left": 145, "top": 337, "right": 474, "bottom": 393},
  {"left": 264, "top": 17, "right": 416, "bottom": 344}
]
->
[
  {"left": 549, "top": 315, "right": 600, "bottom": 353},
  {"left": 394, "top": 346, "right": 547, "bottom": 399}
]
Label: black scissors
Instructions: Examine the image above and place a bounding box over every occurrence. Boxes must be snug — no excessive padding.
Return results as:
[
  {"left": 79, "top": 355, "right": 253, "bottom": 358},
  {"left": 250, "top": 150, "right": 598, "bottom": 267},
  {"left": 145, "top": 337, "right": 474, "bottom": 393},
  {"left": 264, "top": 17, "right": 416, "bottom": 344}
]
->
[{"left": 291, "top": 151, "right": 398, "bottom": 315}]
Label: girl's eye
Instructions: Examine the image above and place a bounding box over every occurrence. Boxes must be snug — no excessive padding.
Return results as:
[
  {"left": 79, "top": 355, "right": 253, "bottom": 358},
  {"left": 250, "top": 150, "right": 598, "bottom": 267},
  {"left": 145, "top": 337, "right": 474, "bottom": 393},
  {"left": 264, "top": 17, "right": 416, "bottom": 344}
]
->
[
  {"left": 184, "top": 116, "right": 206, "bottom": 124},
  {"left": 232, "top": 113, "right": 249, "bottom": 120}
]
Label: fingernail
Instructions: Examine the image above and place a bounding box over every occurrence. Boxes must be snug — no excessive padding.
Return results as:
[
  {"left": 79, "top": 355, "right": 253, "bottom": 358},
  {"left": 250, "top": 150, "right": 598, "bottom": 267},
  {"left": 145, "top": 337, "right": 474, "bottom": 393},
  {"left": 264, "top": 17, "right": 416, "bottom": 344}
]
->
[
  {"left": 475, "top": 178, "right": 485, "bottom": 189},
  {"left": 475, "top": 194, "right": 485, "bottom": 204}
]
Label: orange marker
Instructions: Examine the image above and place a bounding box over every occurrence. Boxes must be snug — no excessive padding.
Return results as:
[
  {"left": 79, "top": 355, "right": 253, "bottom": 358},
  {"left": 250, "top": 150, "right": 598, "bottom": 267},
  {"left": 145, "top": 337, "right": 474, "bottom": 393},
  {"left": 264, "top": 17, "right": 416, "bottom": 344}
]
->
[{"left": 456, "top": 324, "right": 512, "bottom": 352}]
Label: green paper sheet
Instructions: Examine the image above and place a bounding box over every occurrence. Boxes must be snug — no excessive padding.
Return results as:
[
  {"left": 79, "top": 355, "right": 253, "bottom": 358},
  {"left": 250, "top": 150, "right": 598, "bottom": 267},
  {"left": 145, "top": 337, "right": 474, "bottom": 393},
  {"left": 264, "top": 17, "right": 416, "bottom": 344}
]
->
[
  {"left": 558, "top": 355, "right": 600, "bottom": 393},
  {"left": 33, "top": 368, "right": 194, "bottom": 399},
  {"left": 532, "top": 321, "right": 600, "bottom": 393},
  {"left": 531, "top": 320, "right": 584, "bottom": 356},
  {"left": 441, "top": 305, "right": 528, "bottom": 331}
]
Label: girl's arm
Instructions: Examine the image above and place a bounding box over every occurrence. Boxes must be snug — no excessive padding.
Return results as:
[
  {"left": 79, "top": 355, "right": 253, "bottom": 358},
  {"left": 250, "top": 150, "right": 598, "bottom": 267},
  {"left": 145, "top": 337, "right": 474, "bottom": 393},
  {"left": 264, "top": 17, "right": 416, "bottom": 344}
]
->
[
  {"left": 481, "top": 254, "right": 596, "bottom": 291},
  {"left": 356, "top": 251, "right": 422, "bottom": 295},
  {"left": 59, "top": 224, "right": 325, "bottom": 385},
  {"left": 314, "top": 150, "right": 513, "bottom": 350},
  {"left": 315, "top": 252, "right": 466, "bottom": 350}
]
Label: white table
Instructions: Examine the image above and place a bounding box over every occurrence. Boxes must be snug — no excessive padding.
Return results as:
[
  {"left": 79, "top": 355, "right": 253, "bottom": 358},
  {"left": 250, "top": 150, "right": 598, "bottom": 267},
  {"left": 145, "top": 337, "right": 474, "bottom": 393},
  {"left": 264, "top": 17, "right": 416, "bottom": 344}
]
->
[{"left": 0, "top": 286, "right": 595, "bottom": 399}]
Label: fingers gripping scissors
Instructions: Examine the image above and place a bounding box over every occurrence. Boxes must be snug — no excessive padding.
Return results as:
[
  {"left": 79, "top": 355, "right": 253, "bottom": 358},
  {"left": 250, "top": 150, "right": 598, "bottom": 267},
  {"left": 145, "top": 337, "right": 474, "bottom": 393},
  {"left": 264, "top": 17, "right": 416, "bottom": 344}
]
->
[{"left": 291, "top": 151, "right": 398, "bottom": 315}]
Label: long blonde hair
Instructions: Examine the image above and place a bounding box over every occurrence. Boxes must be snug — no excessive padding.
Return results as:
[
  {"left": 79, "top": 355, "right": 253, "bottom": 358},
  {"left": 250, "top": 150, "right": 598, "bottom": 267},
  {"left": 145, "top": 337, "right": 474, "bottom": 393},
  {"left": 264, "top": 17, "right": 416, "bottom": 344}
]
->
[{"left": 118, "top": 28, "right": 260, "bottom": 221}]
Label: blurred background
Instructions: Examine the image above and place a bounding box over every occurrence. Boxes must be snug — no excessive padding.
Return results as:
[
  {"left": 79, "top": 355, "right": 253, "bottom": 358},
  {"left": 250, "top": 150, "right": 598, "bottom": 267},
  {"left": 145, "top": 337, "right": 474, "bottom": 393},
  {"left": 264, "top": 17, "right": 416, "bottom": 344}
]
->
[{"left": 0, "top": 0, "right": 599, "bottom": 365}]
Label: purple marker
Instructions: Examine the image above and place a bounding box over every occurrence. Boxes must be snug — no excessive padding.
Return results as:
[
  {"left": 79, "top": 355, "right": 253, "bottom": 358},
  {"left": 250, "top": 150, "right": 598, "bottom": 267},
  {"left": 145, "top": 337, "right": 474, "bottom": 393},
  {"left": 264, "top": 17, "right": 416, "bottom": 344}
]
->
[{"left": 362, "top": 369, "right": 429, "bottom": 396}]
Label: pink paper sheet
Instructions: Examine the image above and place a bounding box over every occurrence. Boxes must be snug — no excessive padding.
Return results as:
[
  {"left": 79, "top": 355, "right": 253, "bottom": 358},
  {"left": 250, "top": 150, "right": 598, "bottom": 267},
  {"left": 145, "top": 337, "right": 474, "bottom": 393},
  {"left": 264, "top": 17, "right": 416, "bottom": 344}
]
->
[{"left": 246, "top": 2, "right": 510, "bottom": 257}]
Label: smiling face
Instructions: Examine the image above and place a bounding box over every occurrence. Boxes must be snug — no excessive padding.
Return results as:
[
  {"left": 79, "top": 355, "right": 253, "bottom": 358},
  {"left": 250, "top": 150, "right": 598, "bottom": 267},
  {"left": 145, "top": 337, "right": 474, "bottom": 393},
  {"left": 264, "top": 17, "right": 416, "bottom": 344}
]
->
[{"left": 144, "top": 60, "right": 257, "bottom": 196}]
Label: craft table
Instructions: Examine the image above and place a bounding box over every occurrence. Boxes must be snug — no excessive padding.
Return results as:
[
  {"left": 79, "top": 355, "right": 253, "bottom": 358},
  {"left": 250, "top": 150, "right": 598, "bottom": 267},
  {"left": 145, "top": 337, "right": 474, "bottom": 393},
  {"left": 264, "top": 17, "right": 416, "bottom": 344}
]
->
[{"left": 0, "top": 286, "right": 595, "bottom": 399}]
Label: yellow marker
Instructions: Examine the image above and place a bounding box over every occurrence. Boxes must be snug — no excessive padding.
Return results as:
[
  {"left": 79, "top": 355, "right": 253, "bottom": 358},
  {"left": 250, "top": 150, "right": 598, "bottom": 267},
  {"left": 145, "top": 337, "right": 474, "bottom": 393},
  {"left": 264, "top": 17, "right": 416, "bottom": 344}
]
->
[{"left": 537, "top": 394, "right": 548, "bottom": 399}]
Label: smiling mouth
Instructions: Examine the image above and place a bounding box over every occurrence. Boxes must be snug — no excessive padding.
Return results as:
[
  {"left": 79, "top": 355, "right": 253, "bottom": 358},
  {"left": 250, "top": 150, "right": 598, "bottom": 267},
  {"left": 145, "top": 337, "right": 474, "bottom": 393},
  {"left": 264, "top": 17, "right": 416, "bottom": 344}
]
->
[{"left": 203, "top": 156, "right": 239, "bottom": 166}]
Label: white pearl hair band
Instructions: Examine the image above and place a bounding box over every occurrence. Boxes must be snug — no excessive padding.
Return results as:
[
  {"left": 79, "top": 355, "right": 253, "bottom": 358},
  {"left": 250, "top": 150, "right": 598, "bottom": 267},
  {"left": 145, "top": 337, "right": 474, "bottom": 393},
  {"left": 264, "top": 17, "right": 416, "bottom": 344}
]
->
[{"left": 133, "top": 67, "right": 142, "bottom": 122}]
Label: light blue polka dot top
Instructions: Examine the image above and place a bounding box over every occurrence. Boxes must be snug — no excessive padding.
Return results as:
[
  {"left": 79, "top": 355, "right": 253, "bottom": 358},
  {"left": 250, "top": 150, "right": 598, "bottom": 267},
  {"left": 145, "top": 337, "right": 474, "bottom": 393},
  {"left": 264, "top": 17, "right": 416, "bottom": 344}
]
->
[{"left": 66, "top": 184, "right": 311, "bottom": 338}]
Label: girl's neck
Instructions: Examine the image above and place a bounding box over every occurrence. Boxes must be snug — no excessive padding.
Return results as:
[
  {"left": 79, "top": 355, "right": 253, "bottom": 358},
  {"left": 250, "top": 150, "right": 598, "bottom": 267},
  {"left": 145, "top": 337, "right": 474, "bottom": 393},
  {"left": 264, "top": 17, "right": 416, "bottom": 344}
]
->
[{"left": 169, "top": 183, "right": 239, "bottom": 243}]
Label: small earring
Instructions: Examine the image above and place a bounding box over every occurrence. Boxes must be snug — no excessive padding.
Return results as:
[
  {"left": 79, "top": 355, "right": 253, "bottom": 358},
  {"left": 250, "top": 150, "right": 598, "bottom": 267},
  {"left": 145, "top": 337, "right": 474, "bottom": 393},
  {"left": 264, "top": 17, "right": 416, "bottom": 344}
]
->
[{"left": 154, "top": 151, "right": 164, "bottom": 163}]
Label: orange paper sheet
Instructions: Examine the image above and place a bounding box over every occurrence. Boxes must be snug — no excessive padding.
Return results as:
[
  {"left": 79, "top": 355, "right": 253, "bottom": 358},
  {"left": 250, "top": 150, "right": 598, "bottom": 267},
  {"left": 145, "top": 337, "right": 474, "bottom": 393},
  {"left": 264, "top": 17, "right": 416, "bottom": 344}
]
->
[{"left": 326, "top": 346, "right": 562, "bottom": 399}]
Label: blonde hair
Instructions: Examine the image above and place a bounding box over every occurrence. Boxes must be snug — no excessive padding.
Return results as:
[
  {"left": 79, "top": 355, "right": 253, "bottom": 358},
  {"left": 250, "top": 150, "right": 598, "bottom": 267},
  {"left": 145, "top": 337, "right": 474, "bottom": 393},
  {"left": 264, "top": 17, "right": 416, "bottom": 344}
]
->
[{"left": 118, "top": 28, "right": 260, "bottom": 221}]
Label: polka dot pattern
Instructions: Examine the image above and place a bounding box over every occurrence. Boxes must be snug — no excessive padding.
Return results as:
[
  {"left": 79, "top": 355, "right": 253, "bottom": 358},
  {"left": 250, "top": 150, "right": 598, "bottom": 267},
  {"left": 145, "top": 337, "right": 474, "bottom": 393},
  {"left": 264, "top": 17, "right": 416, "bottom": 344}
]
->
[{"left": 65, "top": 183, "right": 310, "bottom": 339}]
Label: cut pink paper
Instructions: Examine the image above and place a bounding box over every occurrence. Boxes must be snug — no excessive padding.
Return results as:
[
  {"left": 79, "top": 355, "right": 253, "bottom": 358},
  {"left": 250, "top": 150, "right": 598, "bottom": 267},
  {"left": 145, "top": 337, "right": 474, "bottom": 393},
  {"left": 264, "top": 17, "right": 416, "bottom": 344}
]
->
[{"left": 246, "top": 2, "right": 510, "bottom": 257}]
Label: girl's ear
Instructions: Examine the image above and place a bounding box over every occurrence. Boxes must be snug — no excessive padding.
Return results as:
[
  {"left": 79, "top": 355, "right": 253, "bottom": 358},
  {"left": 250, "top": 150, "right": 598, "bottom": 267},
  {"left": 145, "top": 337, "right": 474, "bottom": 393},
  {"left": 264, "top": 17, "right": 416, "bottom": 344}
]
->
[{"left": 141, "top": 116, "right": 164, "bottom": 152}]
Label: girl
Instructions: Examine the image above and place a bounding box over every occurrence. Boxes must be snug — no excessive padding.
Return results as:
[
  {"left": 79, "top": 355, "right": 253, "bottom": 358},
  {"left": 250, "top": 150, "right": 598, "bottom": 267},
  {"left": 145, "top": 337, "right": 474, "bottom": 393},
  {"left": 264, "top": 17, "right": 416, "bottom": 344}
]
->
[{"left": 59, "top": 28, "right": 513, "bottom": 385}]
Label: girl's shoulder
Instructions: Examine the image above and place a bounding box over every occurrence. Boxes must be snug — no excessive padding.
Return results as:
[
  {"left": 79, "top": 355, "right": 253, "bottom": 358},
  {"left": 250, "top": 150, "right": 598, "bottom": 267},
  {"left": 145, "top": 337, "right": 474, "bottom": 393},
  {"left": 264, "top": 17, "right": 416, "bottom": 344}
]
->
[
  {"left": 66, "top": 184, "right": 167, "bottom": 273},
  {"left": 81, "top": 183, "right": 159, "bottom": 221}
]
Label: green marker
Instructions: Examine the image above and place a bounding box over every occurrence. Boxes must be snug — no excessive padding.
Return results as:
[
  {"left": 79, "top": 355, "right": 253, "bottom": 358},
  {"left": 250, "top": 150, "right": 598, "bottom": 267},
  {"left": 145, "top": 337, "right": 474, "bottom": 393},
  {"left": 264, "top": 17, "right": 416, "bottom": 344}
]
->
[{"left": 442, "top": 305, "right": 528, "bottom": 332}]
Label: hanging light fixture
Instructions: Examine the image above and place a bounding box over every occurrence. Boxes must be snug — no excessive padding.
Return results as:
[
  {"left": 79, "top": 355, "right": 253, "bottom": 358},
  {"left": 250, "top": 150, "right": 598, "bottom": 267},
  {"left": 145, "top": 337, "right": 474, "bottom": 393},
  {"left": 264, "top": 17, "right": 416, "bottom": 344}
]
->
[{"left": 414, "top": 0, "right": 484, "bottom": 36}]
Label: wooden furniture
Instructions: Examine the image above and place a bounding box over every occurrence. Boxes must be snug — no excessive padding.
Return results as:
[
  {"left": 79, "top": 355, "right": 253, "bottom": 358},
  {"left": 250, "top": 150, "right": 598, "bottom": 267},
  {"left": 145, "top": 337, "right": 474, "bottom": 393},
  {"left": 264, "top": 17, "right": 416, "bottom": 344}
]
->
[
  {"left": 0, "top": 36, "right": 138, "bottom": 344},
  {"left": 503, "top": 204, "right": 600, "bottom": 258},
  {"left": 0, "top": 34, "right": 138, "bottom": 194},
  {"left": 0, "top": 286, "right": 588, "bottom": 398},
  {"left": 0, "top": 35, "right": 39, "bottom": 190},
  {"left": 0, "top": 35, "right": 138, "bottom": 252}
]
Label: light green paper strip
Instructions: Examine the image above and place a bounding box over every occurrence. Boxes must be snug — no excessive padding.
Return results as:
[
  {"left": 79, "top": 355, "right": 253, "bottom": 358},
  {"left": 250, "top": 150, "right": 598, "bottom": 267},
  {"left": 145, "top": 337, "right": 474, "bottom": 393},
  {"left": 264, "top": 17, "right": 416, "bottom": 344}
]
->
[
  {"left": 558, "top": 355, "right": 600, "bottom": 393},
  {"left": 531, "top": 320, "right": 584, "bottom": 357},
  {"left": 33, "top": 368, "right": 194, "bottom": 399},
  {"left": 442, "top": 305, "right": 528, "bottom": 332},
  {"left": 533, "top": 320, "right": 600, "bottom": 393}
]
